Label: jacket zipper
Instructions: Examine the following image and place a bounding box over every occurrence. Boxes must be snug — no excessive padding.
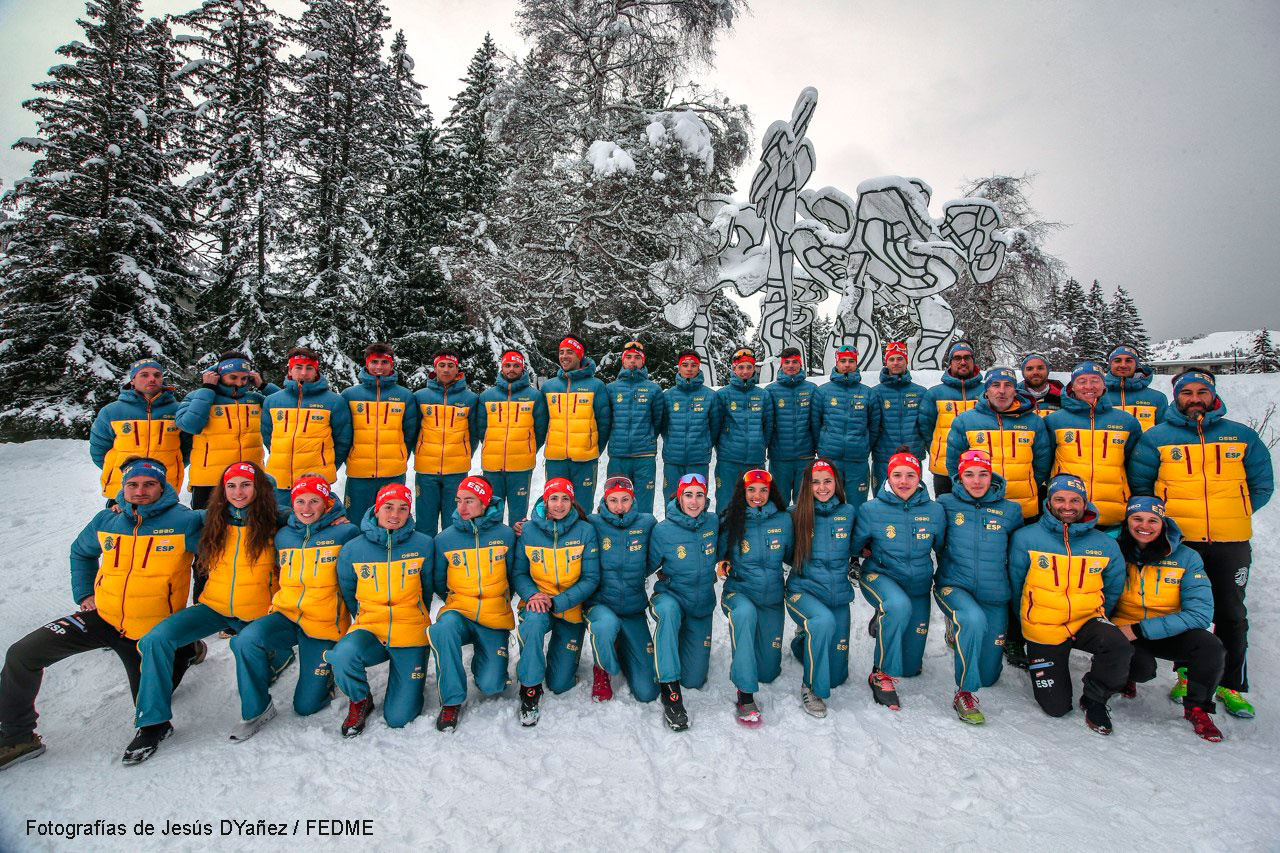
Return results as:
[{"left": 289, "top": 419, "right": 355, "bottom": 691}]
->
[
  {"left": 373, "top": 379, "right": 383, "bottom": 478},
  {"left": 474, "top": 528, "right": 483, "bottom": 622},
  {"left": 229, "top": 524, "right": 242, "bottom": 618},
  {"left": 386, "top": 535, "right": 394, "bottom": 641},
  {"left": 1061, "top": 523, "right": 1073, "bottom": 633},
  {"left": 294, "top": 526, "right": 312, "bottom": 614},
  {"left": 1197, "top": 418, "right": 1212, "bottom": 542},
  {"left": 293, "top": 386, "right": 306, "bottom": 485},
  {"left": 564, "top": 378, "right": 574, "bottom": 458},
  {"left": 118, "top": 516, "right": 143, "bottom": 636},
  {"left": 439, "top": 385, "right": 450, "bottom": 475}
]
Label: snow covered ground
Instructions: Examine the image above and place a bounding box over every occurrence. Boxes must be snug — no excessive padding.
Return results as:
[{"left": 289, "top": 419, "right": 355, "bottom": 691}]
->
[
  {"left": 1, "top": 373, "right": 1279, "bottom": 851},
  {"left": 1148, "top": 330, "right": 1255, "bottom": 362}
]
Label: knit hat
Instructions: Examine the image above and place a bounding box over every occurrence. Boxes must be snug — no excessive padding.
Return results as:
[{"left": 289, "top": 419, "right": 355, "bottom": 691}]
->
[
  {"left": 374, "top": 483, "right": 413, "bottom": 514},
  {"left": 884, "top": 341, "right": 908, "bottom": 360},
  {"left": 603, "top": 476, "right": 634, "bottom": 502},
  {"left": 543, "top": 477, "right": 575, "bottom": 501},
  {"left": 1070, "top": 361, "right": 1106, "bottom": 385},
  {"left": 121, "top": 458, "right": 167, "bottom": 484},
  {"left": 1173, "top": 370, "right": 1216, "bottom": 397},
  {"left": 1046, "top": 474, "right": 1088, "bottom": 504},
  {"left": 1125, "top": 496, "right": 1166, "bottom": 518},
  {"left": 1108, "top": 345, "right": 1140, "bottom": 363},
  {"left": 129, "top": 358, "right": 162, "bottom": 379},
  {"left": 983, "top": 367, "right": 1017, "bottom": 390},
  {"left": 946, "top": 342, "right": 975, "bottom": 361},
  {"left": 501, "top": 350, "right": 525, "bottom": 366},
  {"left": 290, "top": 475, "right": 332, "bottom": 505},
  {"left": 957, "top": 450, "right": 993, "bottom": 475},
  {"left": 216, "top": 357, "right": 251, "bottom": 376},
  {"left": 457, "top": 476, "right": 493, "bottom": 506},
  {"left": 887, "top": 452, "right": 921, "bottom": 476},
  {"left": 221, "top": 462, "right": 256, "bottom": 484},
  {"left": 560, "top": 336, "right": 586, "bottom": 360},
  {"left": 1020, "top": 352, "right": 1048, "bottom": 371}
]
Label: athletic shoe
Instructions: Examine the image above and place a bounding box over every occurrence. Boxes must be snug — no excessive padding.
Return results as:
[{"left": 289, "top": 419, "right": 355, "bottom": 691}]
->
[
  {"left": 122, "top": 722, "right": 173, "bottom": 765},
  {"left": 735, "top": 692, "right": 762, "bottom": 728},
  {"left": 519, "top": 684, "right": 543, "bottom": 727},
  {"left": 591, "top": 665, "right": 613, "bottom": 703},
  {"left": 1216, "top": 687, "right": 1255, "bottom": 719},
  {"left": 0, "top": 735, "right": 45, "bottom": 772},
  {"left": 188, "top": 640, "right": 208, "bottom": 666},
  {"left": 1121, "top": 680, "right": 1138, "bottom": 700},
  {"left": 1003, "top": 640, "right": 1029, "bottom": 670},
  {"left": 801, "top": 687, "right": 827, "bottom": 718},
  {"left": 1080, "top": 697, "right": 1113, "bottom": 735},
  {"left": 341, "top": 697, "right": 375, "bottom": 738},
  {"left": 1168, "top": 667, "right": 1188, "bottom": 703},
  {"left": 1185, "top": 706, "right": 1224, "bottom": 742},
  {"left": 436, "top": 705, "right": 461, "bottom": 733},
  {"left": 659, "top": 682, "right": 689, "bottom": 731},
  {"left": 267, "top": 648, "right": 296, "bottom": 687},
  {"left": 953, "top": 690, "right": 985, "bottom": 725},
  {"left": 868, "top": 671, "right": 900, "bottom": 710},
  {"left": 229, "top": 700, "right": 277, "bottom": 742}
]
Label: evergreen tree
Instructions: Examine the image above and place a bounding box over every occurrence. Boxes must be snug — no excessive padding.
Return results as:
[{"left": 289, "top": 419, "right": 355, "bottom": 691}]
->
[
  {"left": 1056, "top": 277, "right": 1086, "bottom": 363},
  {"left": 444, "top": 33, "right": 503, "bottom": 219},
  {"left": 1106, "top": 285, "right": 1150, "bottom": 355},
  {"left": 1249, "top": 328, "right": 1280, "bottom": 373},
  {"left": 1076, "top": 279, "right": 1108, "bottom": 362},
  {"left": 0, "top": 0, "right": 193, "bottom": 438}
]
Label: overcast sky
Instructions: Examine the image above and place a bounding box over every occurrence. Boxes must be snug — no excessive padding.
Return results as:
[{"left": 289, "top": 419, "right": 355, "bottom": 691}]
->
[{"left": 2, "top": 0, "right": 1277, "bottom": 341}]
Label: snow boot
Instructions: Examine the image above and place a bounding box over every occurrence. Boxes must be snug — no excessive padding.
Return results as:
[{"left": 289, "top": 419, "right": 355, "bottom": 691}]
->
[
  {"left": 801, "top": 687, "right": 827, "bottom": 719},
  {"left": 953, "top": 690, "right": 985, "bottom": 725},
  {"left": 436, "top": 705, "right": 461, "bottom": 733},
  {"left": 1080, "top": 697, "right": 1113, "bottom": 735},
  {"left": 519, "top": 684, "right": 543, "bottom": 727},
  {"left": 188, "top": 640, "right": 208, "bottom": 666},
  {"left": 735, "top": 691, "right": 762, "bottom": 728},
  {"left": 1003, "top": 640, "right": 1029, "bottom": 670},
  {"left": 591, "top": 665, "right": 613, "bottom": 703},
  {"left": 229, "top": 700, "right": 277, "bottom": 742},
  {"left": 1121, "top": 680, "right": 1138, "bottom": 700},
  {"left": 267, "top": 648, "right": 296, "bottom": 687},
  {"left": 868, "top": 671, "right": 900, "bottom": 711},
  {"left": 341, "top": 697, "right": 375, "bottom": 738},
  {"left": 1185, "top": 706, "right": 1224, "bottom": 742},
  {"left": 122, "top": 722, "right": 173, "bottom": 765},
  {"left": 1216, "top": 687, "right": 1255, "bottom": 719},
  {"left": 1168, "top": 667, "right": 1188, "bottom": 703},
  {"left": 0, "top": 735, "right": 45, "bottom": 772},
  {"left": 659, "top": 682, "right": 689, "bottom": 731}
]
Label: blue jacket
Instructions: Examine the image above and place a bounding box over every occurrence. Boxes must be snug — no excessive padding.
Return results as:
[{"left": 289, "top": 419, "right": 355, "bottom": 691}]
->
[
  {"left": 716, "top": 375, "right": 774, "bottom": 464},
  {"left": 648, "top": 501, "right": 720, "bottom": 617},
  {"left": 868, "top": 369, "right": 926, "bottom": 472},
  {"left": 1043, "top": 392, "right": 1142, "bottom": 526},
  {"left": 661, "top": 374, "right": 723, "bottom": 465},
  {"left": 935, "top": 472, "right": 1024, "bottom": 603},
  {"left": 510, "top": 500, "right": 601, "bottom": 618},
  {"left": 766, "top": 372, "right": 817, "bottom": 461},
  {"left": 344, "top": 369, "right": 421, "bottom": 453},
  {"left": 476, "top": 371, "right": 548, "bottom": 473},
  {"left": 1102, "top": 366, "right": 1169, "bottom": 430},
  {"left": 946, "top": 394, "right": 1052, "bottom": 518},
  {"left": 718, "top": 501, "right": 793, "bottom": 607},
  {"left": 786, "top": 497, "right": 856, "bottom": 607},
  {"left": 336, "top": 509, "right": 435, "bottom": 620},
  {"left": 606, "top": 367, "right": 666, "bottom": 458},
  {"left": 587, "top": 504, "right": 658, "bottom": 616},
  {"left": 812, "top": 369, "right": 878, "bottom": 463},
  {"left": 854, "top": 483, "right": 947, "bottom": 597},
  {"left": 1114, "top": 517, "right": 1213, "bottom": 640}
]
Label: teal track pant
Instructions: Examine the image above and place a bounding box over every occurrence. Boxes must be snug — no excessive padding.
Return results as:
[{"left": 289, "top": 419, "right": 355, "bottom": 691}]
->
[
  {"left": 484, "top": 469, "right": 533, "bottom": 524},
  {"left": 415, "top": 472, "right": 466, "bottom": 536},
  {"left": 606, "top": 456, "right": 658, "bottom": 514},
  {"left": 230, "top": 612, "right": 335, "bottom": 720},
  {"left": 585, "top": 604, "right": 658, "bottom": 702},
  {"left": 859, "top": 573, "right": 931, "bottom": 678},
  {"left": 516, "top": 610, "right": 586, "bottom": 693},
  {"left": 544, "top": 459, "right": 598, "bottom": 507},
  {"left": 426, "top": 610, "right": 510, "bottom": 707},
  {"left": 649, "top": 593, "right": 712, "bottom": 688},
  {"left": 721, "top": 592, "right": 784, "bottom": 694},
  {"left": 346, "top": 475, "right": 405, "bottom": 525},
  {"left": 328, "top": 629, "right": 427, "bottom": 728},
  {"left": 784, "top": 593, "right": 851, "bottom": 699},
  {"left": 934, "top": 586, "right": 1008, "bottom": 692}
]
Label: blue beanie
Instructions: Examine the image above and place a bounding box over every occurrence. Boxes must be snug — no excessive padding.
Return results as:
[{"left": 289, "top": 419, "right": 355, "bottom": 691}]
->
[
  {"left": 946, "top": 342, "right": 975, "bottom": 361},
  {"left": 1046, "top": 473, "right": 1088, "bottom": 503},
  {"left": 129, "top": 358, "right": 162, "bottom": 379},
  {"left": 217, "top": 357, "right": 252, "bottom": 376},
  {"left": 1125, "top": 496, "right": 1166, "bottom": 518},
  {"left": 1108, "top": 345, "right": 1140, "bottom": 363},
  {"left": 1070, "top": 361, "right": 1106, "bottom": 385},
  {"left": 1173, "top": 370, "right": 1216, "bottom": 397},
  {"left": 984, "top": 367, "right": 1017, "bottom": 389},
  {"left": 121, "top": 458, "right": 167, "bottom": 484},
  {"left": 1021, "top": 352, "right": 1049, "bottom": 370}
]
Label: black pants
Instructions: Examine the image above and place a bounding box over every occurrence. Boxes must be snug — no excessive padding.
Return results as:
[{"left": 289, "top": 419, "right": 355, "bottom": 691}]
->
[
  {"left": 0, "top": 610, "right": 195, "bottom": 744},
  {"left": 932, "top": 474, "right": 952, "bottom": 496},
  {"left": 1130, "top": 629, "right": 1224, "bottom": 712},
  {"left": 190, "top": 486, "right": 215, "bottom": 510},
  {"left": 1004, "top": 514, "right": 1040, "bottom": 652},
  {"left": 1027, "top": 617, "right": 1133, "bottom": 717},
  {"left": 1185, "top": 541, "right": 1250, "bottom": 691}
]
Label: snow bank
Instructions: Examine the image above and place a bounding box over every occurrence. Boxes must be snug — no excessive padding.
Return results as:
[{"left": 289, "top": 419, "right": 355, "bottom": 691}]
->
[
  {"left": 1149, "top": 330, "right": 1255, "bottom": 362},
  {"left": 584, "top": 140, "right": 635, "bottom": 179}
]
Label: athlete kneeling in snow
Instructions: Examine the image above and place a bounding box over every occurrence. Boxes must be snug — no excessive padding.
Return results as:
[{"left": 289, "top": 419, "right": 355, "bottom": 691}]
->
[
  {"left": 934, "top": 451, "right": 1023, "bottom": 725},
  {"left": 1009, "top": 474, "right": 1130, "bottom": 735},
  {"left": 331, "top": 484, "right": 434, "bottom": 737},
  {"left": 427, "top": 476, "right": 516, "bottom": 732},
  {"left": 228, "top": 476, "right": 359, "bottom": 741},
  {"left": 1114, "top": 497, "right": 1225, "bottom": 742},
  {"left": 512, "top": 479, "right": 601, "bottom": 726},
  {"left": 648, "top": 473, "right": 720, "bottom": 731},
  {"left": 855, "top": 449, "right": 947, "bottom": 711},
  {"left": 585, "top": 477, "right": 659, "bottom": 703},
  {"left": 0, "top": 458, "right": 202, "bottom": 771},
  {"left": 719, "top": 469, "right": 794, "bottom": 727},
  {"left": 785, "top": 459, "right": 856, "bottom": 719}
]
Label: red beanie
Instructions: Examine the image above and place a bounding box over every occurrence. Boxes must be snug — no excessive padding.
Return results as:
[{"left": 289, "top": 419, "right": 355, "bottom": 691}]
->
[
  {"left": 560, "top": 337, "right": 585, "bottom": 360},
  {"left": 957, "top": 450, "right": 993, "bottom": 474},
  {"left": 222, "top": 462, "right": 256, "bottom": 484},
  {"left": 887, "top": 452, "right": 921, "bottom": 476},
  {"left": 543, "top": 477, "right": 575, "bottom": 501},
  {"left": 375, "top": 483, "right": 413, "bottom": 514},
  {"left": 290, "top": 475, "right": 332, "bottom": 505}
]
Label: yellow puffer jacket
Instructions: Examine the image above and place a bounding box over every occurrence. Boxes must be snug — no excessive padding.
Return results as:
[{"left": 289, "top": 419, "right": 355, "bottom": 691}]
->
[
  {"left": 478, "top": 374, "right": 546, "bottom": 473},
  {"left": 262, "top": 378, "right": 352, "bottom": 487},
  {"left": 543, "top": 360, "right": 611, "bottom": 463},
  {"left": 176, "top": 384, "right": 270, "bottom": 488},
  {"left": 413, "top": 377, "right": 479, "bottom": 476},
  {"left": 510, "top": 509, "right": 602, "bottom": 624},
  {"left": 919, "top": 373, "right": 983, "bottom": 476},
  {"left": 89, "top": 389, "right": 186, "bottom": 498},
  {"left": 1045, "top": 398, "right": 1143, "bottom": 526},
  {"left": 197, "top": 514, "right": 278, "bottom": 622},
  {"left": 270, "top": 509, "right": 360, "bottom": 641},
  {"left": 432, "top": 507, "right": 517, "bottom": 631},
  {"left": 341, "top": 519, "right": 433, "bottom": 647},
  {"left": 947, "top": 398, "right": 1052, "bottom": 518},
  {"left": 343, "top": 372, "right": 417, "bottom": 479}
]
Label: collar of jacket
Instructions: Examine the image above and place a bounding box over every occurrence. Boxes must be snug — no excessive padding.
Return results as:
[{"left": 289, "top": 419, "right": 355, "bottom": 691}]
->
[
  {"left": 360, "top": 369, "right": 401, "bottom": 391},
  {"left": 497, "top": 372, "right": 531, "bottom": 394},
  {"left": 875, "top": 482, "right": 932, "bottom": 508},
  {"left": 675, "top": 374, "right": 705, "bottom": 392},
  {"left": 774, "top": 371, "right": 810, "bottom": 388},
  {"left": 286, "top": 499, "right": 347, "bottom": 535},
  {"left": 558, "top": 357, "right": 598, "bottom": 382},
  {"left": 1060, "top": 391, "right": 1114, "bottom": 415},
  {"left": 282, "top": 376, "right": 331, "bottom": 396},
  {"left": 664, "top": 499, "right": 713, "bottom": 531},
  {"left": 877, "top": 368, "right": 914, "bottom": 387},
  {"left": 1035, "top": 504, "right": 1102, "bottom": 538},
  {"left": 359, "top": 507, "right": 419, "bottom": 547},
  {"left": 119, "top": 388, "right": 177, "bottom": 407},
  {"left": 1104, "top": 366, "right": 1154, "bottom": 392},
  {"left": 744, "top": 502, "right": 779, "bottom": 522},
  {"left": 976, "top": 392, "right": 1037, "bottom": 418},
  {"left": 942, "top": 371, "right": 984, "bottom": 392},
  {"left": 827, "top": 368, "right": 864, "bottom": 386},
  {"left": 449, "top": 502, "right": 504, "bottom": 535},
  {"left": 594, "top": 505, "right": 640, "bottom": 528},
  {"left": 813, "top": 496, "right": 847, "bottom": 517},
  {"left": 729, "top": 374, "right": 758, "bottom": 391},
  {"left": 118, "top": 483, "right": 182, "bottom": 521},
  {"left": 948, "top": 471, "right": 1010, "bottom": 505},
  {"left": 427, "top": 374, "right": 468, "bottom": 394},
  {"left": 616, "top": 367, "right": 650, "bottom": 384},
  {"left": 1163, "top": 398, "right": 1227, "bottom": 429}
]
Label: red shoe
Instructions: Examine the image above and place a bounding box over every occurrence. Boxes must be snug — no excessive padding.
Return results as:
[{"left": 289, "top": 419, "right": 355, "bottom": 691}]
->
[
  {"left": 868, "top": 671, "right": 900, "bottom": 711},
  {"left": 1185, "top": 706, "right": 1223, "bottom": 743},
  {"left": 341, "top": 697, "right": 374, "bottom": 738},
  {"left": 591, "top": 665, "right": 613, "bottom": 703},
  {"left": 1121, "top": 680, "right": 1138, "bottom": 699}
]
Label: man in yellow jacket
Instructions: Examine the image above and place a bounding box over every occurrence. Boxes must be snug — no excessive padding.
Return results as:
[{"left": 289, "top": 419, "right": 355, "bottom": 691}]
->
[
  {"left": 261, "top": 347, "right": 353, "bottom": 509},
  {"left": 342, "top": 343, "right": 419, "bottom": 522},
  {"left": 542, "top": 336, "right": 612, "bottom": 506},
  {"left": 89, "top": 359, "right": 188, "bottom": 503},
  {"left": 412, "top": 351, "right": 479, "bottom": 535}
]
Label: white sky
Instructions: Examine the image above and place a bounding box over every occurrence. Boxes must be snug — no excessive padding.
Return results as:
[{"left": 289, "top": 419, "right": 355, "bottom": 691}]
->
[{"left": 2, "top": 0, "right": 1278, "bottom": 340}]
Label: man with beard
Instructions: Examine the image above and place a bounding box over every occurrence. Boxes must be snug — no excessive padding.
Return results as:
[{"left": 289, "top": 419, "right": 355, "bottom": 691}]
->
[
  {"left": 918, "top": 342, "right": 983, "bottom": 496},
  {"left": 1018, "top": 353, "right": 1063, "bottom": 417}
]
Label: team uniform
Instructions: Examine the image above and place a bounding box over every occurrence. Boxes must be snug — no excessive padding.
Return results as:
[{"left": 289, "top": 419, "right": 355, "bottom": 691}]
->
[
  {"left": 90, "top": 388, "right": 187, "bottom": 499},
  {"left": 715, "top": 375, "right": 773, "bottom": 509},
  {"left": 177, "top": 380, "right": 278, "bottom": 507},
  {"left": 1018, "top": 379, "right": 1063, "bottom": 418},
  {"left": 946, "top": 395, "right": 1051, "bottom": 520},
  {"left": 719, "top": 502, "right": 793, "bottom": 697},
  {"left": 1045, "top": 393, "right": 1142, "bottom": 528},
  {"left": 785, "top": 498, "right": 856, "bottom": 701},
  {"left": 812, "top": 368, "right": 877, "bottom": 507},
  {"left": 342, "top": 370, "right": 418, "bottom": 522},
  {"left": 606, "top": 367, "right": 666, "bottom": 513},
  {"left": 543, "top": 358, "right": 611, "bottom": 504},
  {"left": 261, "top": 378, "right": 353, "bottom": 507},
  {"left": 1102, "top": 366, "right": 1168, "bottom": 432},
  {"left": 868, "top": 368, "right": 926, "bottom": 486},
  {"left": 660, "top": 374, "right": 722, "bottom": 499},
  {"left": 586, "top": 503, "right": 659, "bottom": 702},
  {"left": 765, "top": 372, "right": 817, "bottom": 504},
  {"left": 918, "top": 372, "right": 984, "bottom": 496},
  {"left": 477, "top": 371, "right": 548, "bottom": 525},
  {"left": 412, "top": 375, "right": 479, "bottom": 535},
  {"left": 647, "top": 502, "right": 720, "bottom": 689}
]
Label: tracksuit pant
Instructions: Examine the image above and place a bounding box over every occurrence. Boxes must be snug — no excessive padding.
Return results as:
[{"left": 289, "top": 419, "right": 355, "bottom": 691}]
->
[
  {"left": 606, "top": 456, "right": 659, "bottom": 514},
  {"left": 0, "top": 610, "right": 195, "bottom": 745},
  {"left": 516, "top": 610, "right": 586, "bottom": 693},
  {"left": 545, "top": 459, "right": 598, "bottom": 507},
  {"left": 1186, "top": 541, "right": 1251, "bottom": 691},
  {"left": 347, "top": 474, "right": 405, "bottom": 527},
  {"left": 932, "top": 474, "right": 953, "bottom": 497},
  {"left": 427, "top": 610, "right": 510, "bottom": 707},
  {"left": 585, "top": 605, "right": 658, "bottom": 702},
  {"left": 714, "top": 460, "right": 761, "bottom": 510},
  {"left": 721, "top": 592, "right": 784, "bottom": 694},
  {"left": 1130, "top": 628, "right": 1225, "bottom": 712},
  {"left": 1026, "top": 617, "right": 1132, "bottom": 716},
  {"left": 784, "top": 593, "right": 851, "bottom": 699},
  {"left": 190, "top": 486, "right": 215, "bottom": 509},
  {"left": 933, "top": 587, "right": 1008, "bottom": 692},
  {"left": 484, "top": 469, "right": 533, "bottom": 525},
  {"left": 829, "top": 459, "right": 871, "bottom": 507},
  {"left": 414, "top": 472, "right": 465, "bottom": 536},
  {"left": 860, "top": 573, "right": 930, "bottom": 678},
  {"left": 768, "top": 458, "right": 810, "bottom": 507},
  {"left": 137, "top": 604, "right": 251, "bottom": 727},
  {"left": 230, "top": 612, "right": 336, "bottom": 720},
  {"left": 649, "top": 593, "right": 713, "bottom": 689},
  {"left": 328, "top": 629, "right": 427, "bottom": 728},
  {"left": 662, "top": 463, "right": 709, "bottom": 504}
]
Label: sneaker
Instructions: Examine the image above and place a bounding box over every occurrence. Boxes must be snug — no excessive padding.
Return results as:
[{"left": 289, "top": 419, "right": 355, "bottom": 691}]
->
[
  {"left": 229, "top": 700, "right": 277, "bottom": 742},
  {"left": 1168, "top": 667, "right": 1188, "bottom": 703},
  {"left": 1185, "top": 706, "right": 1224, "bottom": 742},
  {"left": 591, "top": 665, "right": 613, "bottom": 703},
  {"left": 188, "top": 640, "right": 208, "bottom": 666},
  {"left": 1004, "top": 640, "right": 1029, "bottom": 670},
  {"left": 1121, "top": 680, "right": 1138, "bottom": 700},
  {"left": 0, "top": 735, "right": 46, "bottom": 772},
  {"left": 267, "top": 648, "right": 296, "bottom": 688},
  {"left": 122, "top": 722, "right": 173, "bottom": 765},
  {"left": 519, "top": 684, "right": 543, "bottom": 727},
  {"left": 1215, "top": 687, "right": 1255, "bottom": 719},
  {"left": 1080, "top": 697, "right": 1113, "bottom": 735},
  {"left": 801, "top": 687, "right": 827, "bottom": 719},
  {"left": 735, "top": 691, "right": 762, "bottom": 728},
  {"left": 953, "top": 690, "right": 985, "bottom": 725},
  {"left": 659, "top": 682, "right": 689, "bottom": 731},
  {"left": 436, "top": 704, "right": 461, "bottom": 733},
  {"left": 868, "top": 671, "right": 900, "bottom": 710},
  {"left": 341, "top": 697, "right": 375, "bottom": 738}
]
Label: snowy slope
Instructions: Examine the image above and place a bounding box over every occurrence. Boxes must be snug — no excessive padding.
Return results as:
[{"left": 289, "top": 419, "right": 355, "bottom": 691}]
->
[
  {"left": 1, "top": 375, "right": 1279, "bottom": 851},
  {"left": 1148, "top": 331, "right": 1255, "bottom": 362}
]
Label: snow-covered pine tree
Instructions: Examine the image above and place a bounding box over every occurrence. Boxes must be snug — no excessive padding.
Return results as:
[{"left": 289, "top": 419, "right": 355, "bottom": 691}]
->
[
  {"left": 1106, "top": 285, "right": 1150, "bottom": 355},
  {"left": 1056, "top": 277, "right": 1087, "bottom": 363},
  {"left": 0, "top": 0, "right": 194, "bottom": 439},
  {"left": 1249, "top": 328, "right": 1280, "bottom": 374},
  {"left": 1077, "top": 279, "right": 1108, "bottom": 362},
  {"left": 444, "top": 33, "right": 503, "bottom": 219},
  {"left": 173, "top": 0, "right": 286, "bottom": 370}
]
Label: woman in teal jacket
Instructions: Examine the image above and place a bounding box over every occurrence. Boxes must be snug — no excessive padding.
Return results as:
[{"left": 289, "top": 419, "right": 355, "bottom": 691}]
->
[
  {"left": 855, "top": 448, "right": 947, "bottom": 711},
  {"left": 718, "top": 469, "right": 794, "bottom": 727},
  {"left": 785, "top": 458, "right": 856, "bottom": 718}
]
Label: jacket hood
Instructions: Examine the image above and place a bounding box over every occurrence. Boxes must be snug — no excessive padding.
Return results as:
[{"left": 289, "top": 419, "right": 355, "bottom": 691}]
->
[
  {"left": 1035, "top": 503, "right": 1102, "bottom": 538},
  {"left": 1163, "top": 398, "right": 1228, "bottom": 429},
  {"left": 528, "top": 497, "right": 587, "bottom": 536},
  {"left": 118, "top": 482, "right": 182, "bottom": 521},
  {"left": 449, "top": 501, "right": 504, "bottom": 534},
  {"left": 214, "top": 381, "right": 259, "bottom": 401},
  {"left": 827, "top": 368, "right": 864, "bottom": 386},
  {"left": 426, "top": 374, "right": 470, "bottom": 394},
  {"left": 359, "top": 369, "right": 402, "bottom": 390},
  {"left": 729, "top": 374, "right": 758, "bottom": 391},
  {"left": 358, "top": 507, "right": 419, "bottom": 547},
  {"left": 118, "top": 388, "right": 177, "bottom": 407},
  {"left": 975, "top": 391, "right": 1038, "bottom": 419},
  {"left": 594, "top": 503, "right": 640, "bottom": 529},
  {"left": 1018, "top": 378, "right": 1063, "bottom": 399},
  {"left": 558, "top": 357, "right": 598, "bottom": 382},
  {"left": 877, "top": 368, "right": 914, "bottom": 387},
  {"left": 663, "top": 498, "right": 713, "bottom": 531},
  {"left": 942, "top": 371, "right": 984, "bottom": 392},
  {"left": 496, "top": 372, "right": 531, "bottom": 394},
  {"left": 1060, "top": 390, "right": 1114, "bottom": 415},
  {"left": 874, "top": 481, "right": 933, "bottom": 509},
  {"left": 282, "top": 376, "right": 332, "bottom": 396},
  {"left": 1104, "top": 366, "right": 1154, "bottom": 392},
  {"left": 948, "top": 470, "right": 1010, "bottom": 504},
  {"left": 744, "top": 501, "right": 781, "bottom": 523},
  {"left": 775, "top": 371, "right": 811, "bottom": 388},
  {"left": 1119, "top": 515, "right": 1186, "bottom": 565},
  {"left": 675, "top": 374, "right": 705, "bottom": 392},
  {"left": 286, "top": 497, "right": 348, "bottom": 534},
  {"left": 813, "top": 496, "right": 847, "bottom": 517},
  {"left": 616, "top": 367, "right": 651, "bottom": 384}
]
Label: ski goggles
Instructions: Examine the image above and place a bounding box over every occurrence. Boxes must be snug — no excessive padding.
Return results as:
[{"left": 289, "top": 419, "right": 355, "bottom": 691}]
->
[
  {"left": 603, "top": 477, "right": 635, "bottom": 499},
  {"left": 674, "top": 473, "right": 708, "bottom": 495}
]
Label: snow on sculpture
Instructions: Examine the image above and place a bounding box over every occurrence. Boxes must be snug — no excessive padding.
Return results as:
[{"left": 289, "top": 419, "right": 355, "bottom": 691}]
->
[{"left": 660, "top": 88, "right": 1009, "bottom": 382}]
